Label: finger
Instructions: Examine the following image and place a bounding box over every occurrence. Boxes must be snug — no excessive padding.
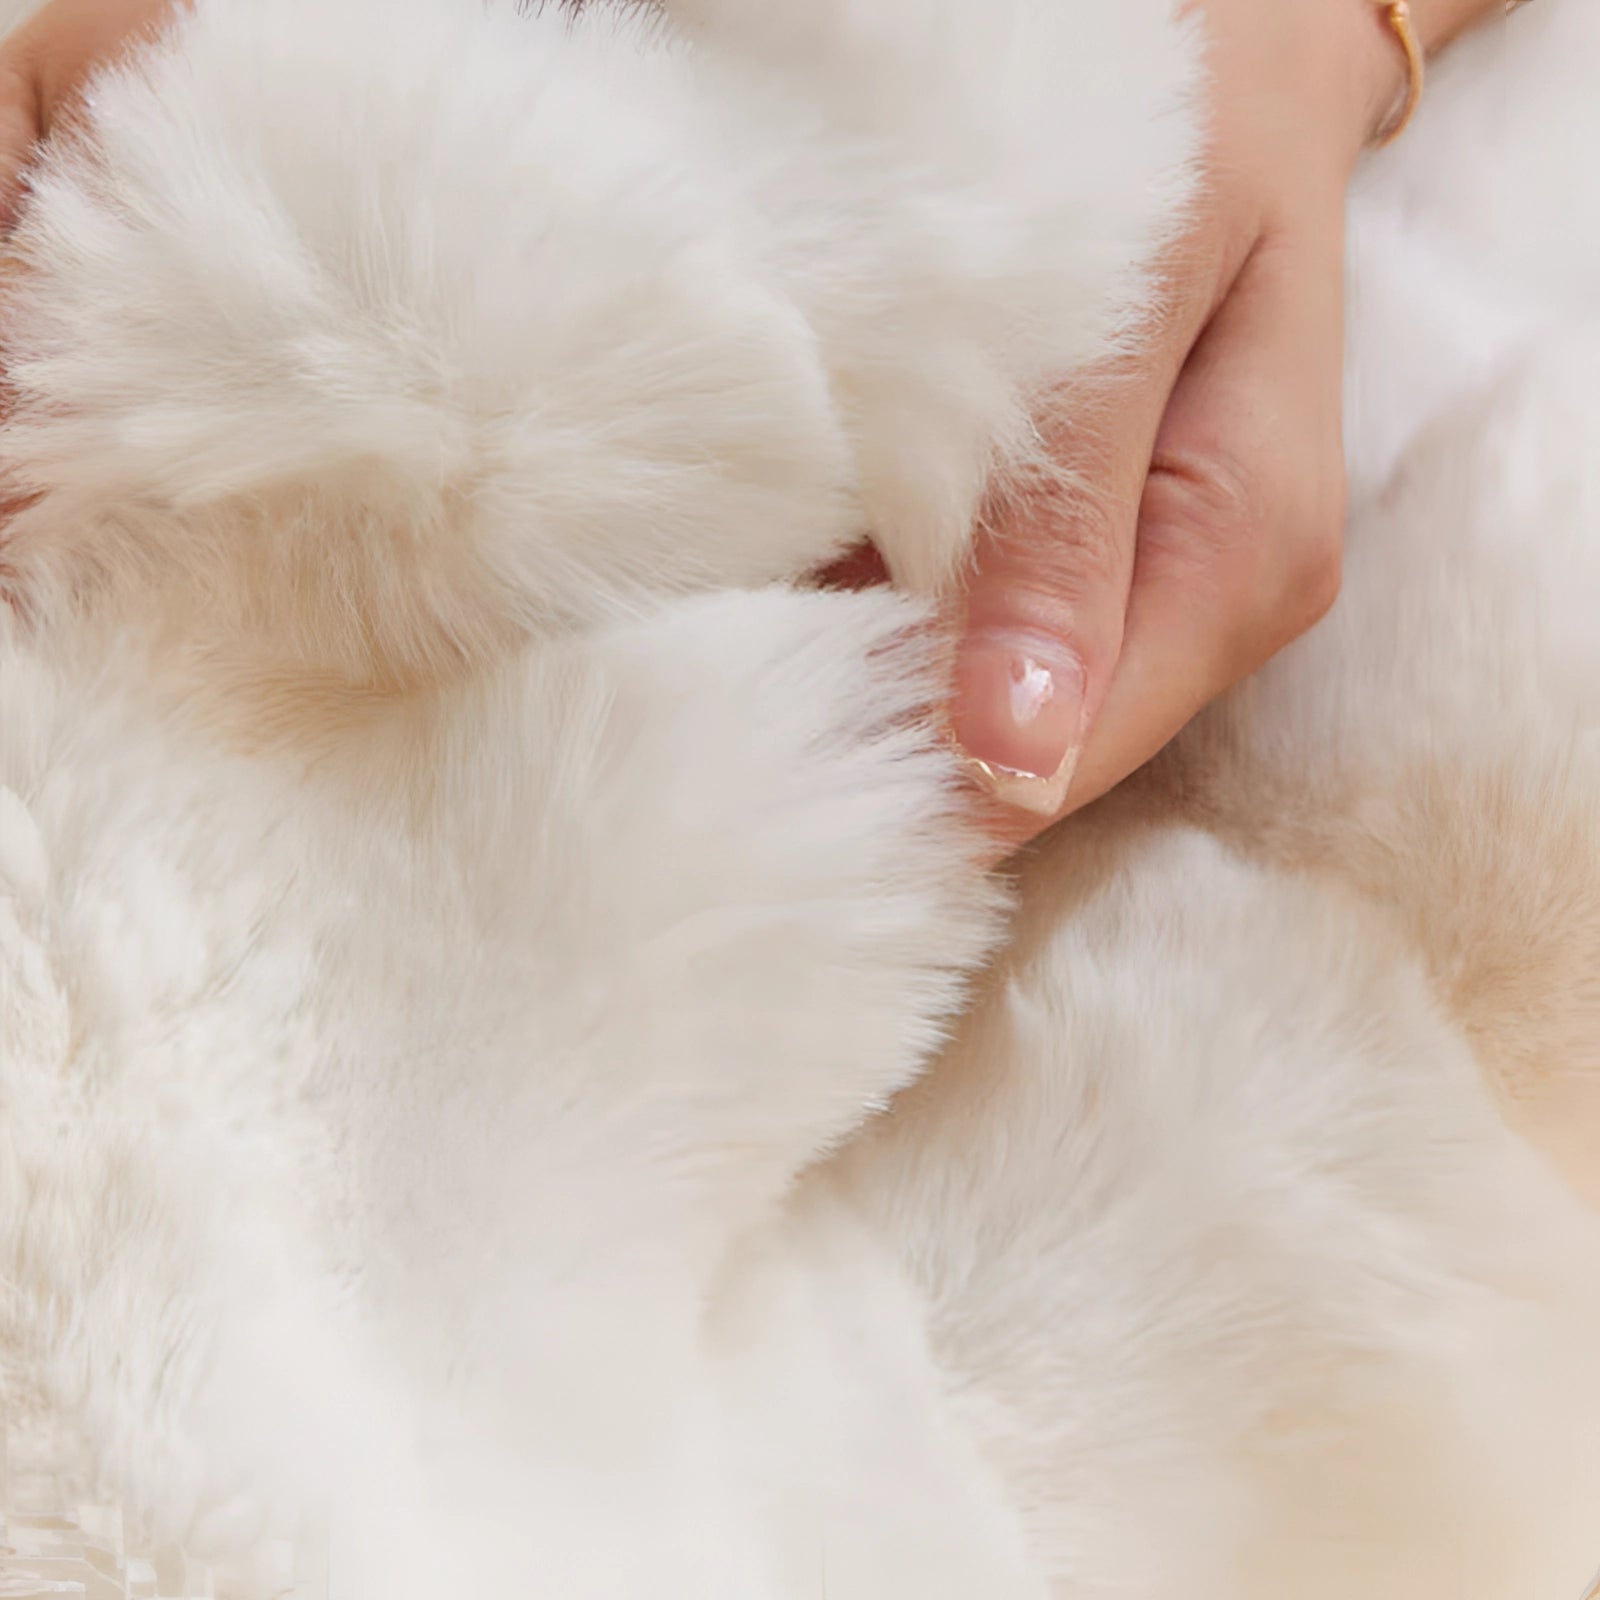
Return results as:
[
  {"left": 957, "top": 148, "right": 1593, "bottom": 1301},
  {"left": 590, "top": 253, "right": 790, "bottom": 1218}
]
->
[
  {"left": 1062, "top": 198, "right": 1348, "bottom": 822},
  {"left": 0, "top": 60, "right": 40, "bottom": 230},
  {"left": 948, "top": 240, "right": 1227, "bottom": 823},
  {"left": 0, "top": 0, "right": 183, "bottom": 230}
]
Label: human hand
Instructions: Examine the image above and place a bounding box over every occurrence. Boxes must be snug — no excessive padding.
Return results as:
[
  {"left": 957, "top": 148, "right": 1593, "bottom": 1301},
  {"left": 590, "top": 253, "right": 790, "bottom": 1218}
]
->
[
  {"left": 949, "top": 0, "right": 1504, "bottom": 849},
  {"left": 0, "top": 0, "right": 1504, "bottom": 852},
  {"left": 0, "top": 0, "right": 178, "bottom": 226}
]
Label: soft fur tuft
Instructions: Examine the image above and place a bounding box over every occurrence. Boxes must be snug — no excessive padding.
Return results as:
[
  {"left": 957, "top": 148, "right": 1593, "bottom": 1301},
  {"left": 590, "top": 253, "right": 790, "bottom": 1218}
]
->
[
  {"left": 1, "top": 0, "right": 1599, "bottom": 1596},
  {"left": 0, "top": 0, "right": 1192, "bottom": 704}
]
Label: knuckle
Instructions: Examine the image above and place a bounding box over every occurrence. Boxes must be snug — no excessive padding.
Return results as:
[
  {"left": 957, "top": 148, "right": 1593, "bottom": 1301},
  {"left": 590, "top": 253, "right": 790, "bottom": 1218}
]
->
[
  {"left": 982, "top": 473, "right": 1134, "bottom": 607},
  {"left": 1140, "top": 447, "right": 1273, "bottom": 587},
  {"left": 1279, "top": 508, "right": 1344, "bottom": 635},
  {"left": 1038, "top": 484, "right": 1130, "bottom": 599},
  {"left": 1271, "top": 456, "right": 1347, "bottom": 640},
  {"left": 1141, "top": 445, "right": 1346, "bottom": 663}
]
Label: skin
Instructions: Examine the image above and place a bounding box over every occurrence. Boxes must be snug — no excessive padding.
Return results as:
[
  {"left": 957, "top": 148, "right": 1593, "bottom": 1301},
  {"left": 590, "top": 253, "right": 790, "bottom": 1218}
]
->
[
  {"left": 0, "top": 0, "right": 177, "bottom": 225},
  {"left": 0, "top": 0, "right": 1507, "bottom": 854},
  {"left": 950, "top": 0, "right": 1507, "bottom": 850}
]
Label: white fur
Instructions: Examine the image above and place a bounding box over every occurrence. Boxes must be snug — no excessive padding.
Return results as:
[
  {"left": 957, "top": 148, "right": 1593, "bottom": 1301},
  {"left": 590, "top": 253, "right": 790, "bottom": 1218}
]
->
[{"left": 0, "top": 0, "right": 1597, "bottom": 1596}]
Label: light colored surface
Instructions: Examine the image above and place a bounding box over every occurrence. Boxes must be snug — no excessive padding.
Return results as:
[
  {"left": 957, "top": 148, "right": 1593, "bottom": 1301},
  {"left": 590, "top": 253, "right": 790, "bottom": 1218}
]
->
[
  {"left": 0, "top": 1427, "right": 212, "bottom": 1599},
  {"left": 0, "top": 1431, "right": 321, "bottom": 1600},
  {"left": 0, "top": 0, "right": 1595, "bottom": 1593}
]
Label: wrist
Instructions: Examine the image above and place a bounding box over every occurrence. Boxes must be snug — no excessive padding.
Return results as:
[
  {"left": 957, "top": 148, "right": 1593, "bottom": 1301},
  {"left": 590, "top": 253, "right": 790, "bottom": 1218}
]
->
[
  {"left": 1189, "top": 0, "right": 1507, "bottom": 187},
  {"left": 1355, "top": 0, "right": 1505, "bottom": 146},
  {"left": 1407, "top": 0, "right": 1504, "bottom": 54}
]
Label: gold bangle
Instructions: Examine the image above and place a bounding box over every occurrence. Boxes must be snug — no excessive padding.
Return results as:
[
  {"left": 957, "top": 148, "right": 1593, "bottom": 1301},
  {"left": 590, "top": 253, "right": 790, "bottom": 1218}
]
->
[{"left": 1372, "top": 0, "right": 1425, "bottom": 147}]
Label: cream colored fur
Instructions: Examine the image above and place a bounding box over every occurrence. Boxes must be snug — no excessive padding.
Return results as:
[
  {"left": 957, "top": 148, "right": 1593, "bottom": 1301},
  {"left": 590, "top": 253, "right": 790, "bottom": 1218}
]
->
[{"left": 0, "top": 0, "right": 1596, "bottom": 1596}]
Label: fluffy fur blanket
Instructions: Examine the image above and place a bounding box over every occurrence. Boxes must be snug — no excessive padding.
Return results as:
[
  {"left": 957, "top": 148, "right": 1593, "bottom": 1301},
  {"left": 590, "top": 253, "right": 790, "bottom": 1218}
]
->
[{"left": 0, "top": 0, "right": 1596, "bottom": 1595}]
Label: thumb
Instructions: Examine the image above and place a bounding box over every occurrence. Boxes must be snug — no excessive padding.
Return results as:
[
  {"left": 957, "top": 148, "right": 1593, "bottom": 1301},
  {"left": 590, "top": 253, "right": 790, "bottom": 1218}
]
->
[
  {"left": 949, "top": 331, "right": 1196, "bottom": 820},
  {"left": 1066, "top": 202, "right": 1349, "bottom": 815}
]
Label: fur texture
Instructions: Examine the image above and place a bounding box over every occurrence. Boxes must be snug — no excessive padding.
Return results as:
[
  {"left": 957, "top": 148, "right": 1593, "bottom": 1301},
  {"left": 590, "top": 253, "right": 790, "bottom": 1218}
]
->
[{"left": 0, "top": 0, "right": 1596, "bottom": 1595}]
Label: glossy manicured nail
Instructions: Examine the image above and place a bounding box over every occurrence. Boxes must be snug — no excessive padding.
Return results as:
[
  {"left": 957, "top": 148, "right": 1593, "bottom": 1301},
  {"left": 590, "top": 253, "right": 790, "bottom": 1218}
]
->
[{"left": 952, "top": 629, "right": 1085, "bottom": 817}]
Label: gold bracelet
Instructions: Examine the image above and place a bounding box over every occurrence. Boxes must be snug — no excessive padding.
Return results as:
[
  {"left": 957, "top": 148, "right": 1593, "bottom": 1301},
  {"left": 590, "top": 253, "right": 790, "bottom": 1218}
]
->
[{"left": 1372, "top": 0, "right": 1425, "bottom": 147}]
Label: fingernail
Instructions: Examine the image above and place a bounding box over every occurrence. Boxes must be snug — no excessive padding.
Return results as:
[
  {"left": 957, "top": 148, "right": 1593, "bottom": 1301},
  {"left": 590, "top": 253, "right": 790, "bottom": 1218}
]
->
[{"left": 952, "top": 629, "right": 1086, "bottom": 817}]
